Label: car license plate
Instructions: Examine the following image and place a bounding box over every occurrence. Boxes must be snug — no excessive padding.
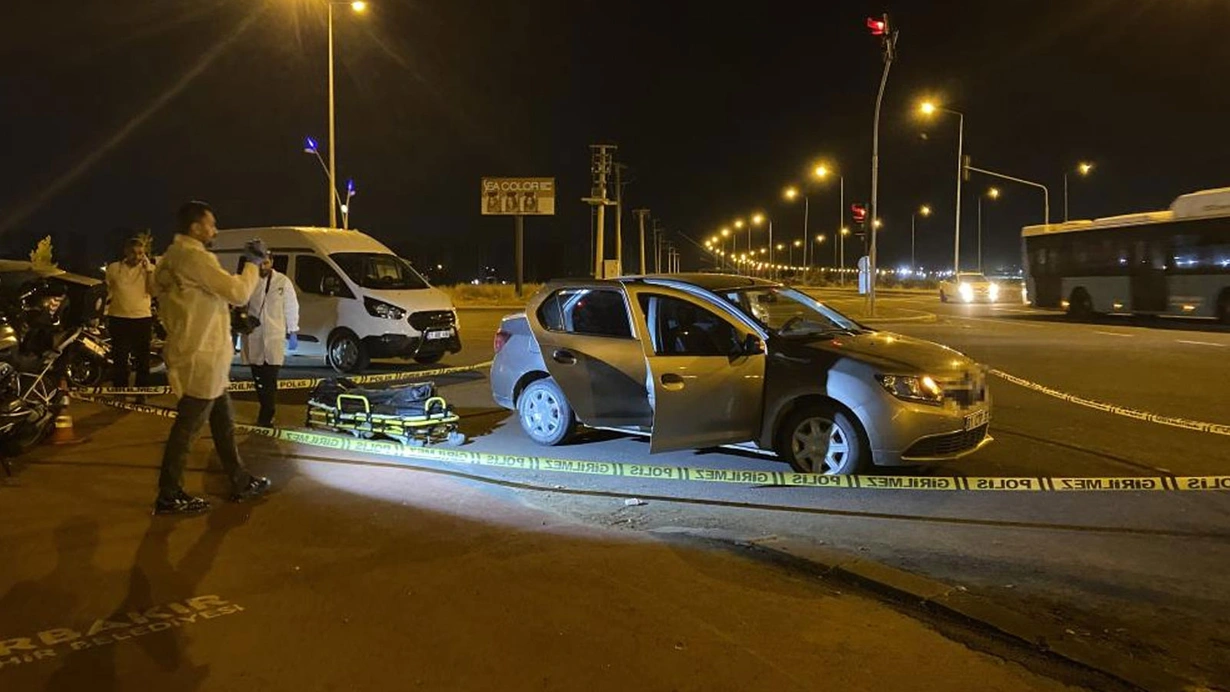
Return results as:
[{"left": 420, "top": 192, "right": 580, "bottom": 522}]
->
[
  {"left": 964, "top": 409, "right": 990, "bottom": 431},
  {"left": 425, "top": 329, "right": 451, "bottom": 341}
]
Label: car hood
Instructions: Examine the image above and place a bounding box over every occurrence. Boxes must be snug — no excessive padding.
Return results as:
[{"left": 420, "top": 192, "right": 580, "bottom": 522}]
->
[
  {"left": 364, "top": 286, "right": 455, "bottom": 312},
  {"left": 787, "top": 330, "right": 977, "bottom": 376}
]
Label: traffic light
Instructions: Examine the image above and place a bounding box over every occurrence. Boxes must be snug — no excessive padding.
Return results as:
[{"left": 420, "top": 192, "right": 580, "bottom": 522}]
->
[
  {"left": 851, "top": 203, "right": 868, "bottom": 225},
  {"left": 866, "top": 15, "right": 888, "bottom": 36}
]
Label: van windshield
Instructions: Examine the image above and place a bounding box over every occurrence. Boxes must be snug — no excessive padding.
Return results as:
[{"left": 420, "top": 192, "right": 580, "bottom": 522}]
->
[{"left": 331, "top": 253, "right": 430, "bottom": 290}]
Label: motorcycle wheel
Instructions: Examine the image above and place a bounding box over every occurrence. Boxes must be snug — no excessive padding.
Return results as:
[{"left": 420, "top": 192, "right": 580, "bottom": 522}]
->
[{"left": 65, "top": 347, "right": 106, "bottom": 388}]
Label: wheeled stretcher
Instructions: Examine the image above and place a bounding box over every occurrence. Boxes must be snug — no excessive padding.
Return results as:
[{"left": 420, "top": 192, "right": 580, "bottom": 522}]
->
[{"left": 306, "top": 378, "right": 465, "bottom": 447}]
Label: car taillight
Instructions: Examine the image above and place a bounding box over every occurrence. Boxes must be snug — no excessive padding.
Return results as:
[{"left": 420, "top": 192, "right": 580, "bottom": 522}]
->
[{"left": 493, "top": 330, "right": 511, "bottom": 354}]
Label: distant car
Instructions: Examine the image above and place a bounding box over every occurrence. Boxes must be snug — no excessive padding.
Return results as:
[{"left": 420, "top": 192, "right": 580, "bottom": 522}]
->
[
  {"left": 939, "top": 272, "right": 1007, "bottom": 304},
  {"left": 490, "top": 274, "right": 992, "bottom": 475}
]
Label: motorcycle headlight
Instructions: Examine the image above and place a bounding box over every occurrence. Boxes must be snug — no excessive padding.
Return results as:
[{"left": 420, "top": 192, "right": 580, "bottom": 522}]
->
[
  {"left": 364, "top": 297, "right": 406, "bottom": 320},
  {"left": 959, "top": 283, "right": 974, "bottom": 302},
  {"left": 876, "top": 374, "right": 944, "bottom": 405}
]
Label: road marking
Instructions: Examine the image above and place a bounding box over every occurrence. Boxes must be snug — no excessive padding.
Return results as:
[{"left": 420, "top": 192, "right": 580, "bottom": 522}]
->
[
  {"left": 1176, "top": 339, "right": 1226, "bottom": 347},
  {"left": 944, "top": 314, "right": 1047, "bottom": 329},
  {"left": 1093, "top": 330, "right": 1133, "bottom": 338}
]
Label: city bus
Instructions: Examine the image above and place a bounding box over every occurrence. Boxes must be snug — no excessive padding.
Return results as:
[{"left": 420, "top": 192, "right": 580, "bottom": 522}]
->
[{"left": 1022, "top": 187, "right": 1230, "bottom": 323}]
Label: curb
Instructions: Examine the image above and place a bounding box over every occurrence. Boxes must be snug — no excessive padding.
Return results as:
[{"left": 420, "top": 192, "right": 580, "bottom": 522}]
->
[{"left": 738, "top": 536, "right": 1211, "bottom": 692}]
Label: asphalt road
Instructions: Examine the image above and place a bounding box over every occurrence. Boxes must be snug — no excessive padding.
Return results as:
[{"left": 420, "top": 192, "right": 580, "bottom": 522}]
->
[{"left": 4, "top": 292, "right": 1229, "bottom": 690}]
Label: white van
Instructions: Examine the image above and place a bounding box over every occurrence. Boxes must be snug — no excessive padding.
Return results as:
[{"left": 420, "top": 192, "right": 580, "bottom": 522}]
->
[{"left": 213, "top": 227, "right": 460, "bottom": 372}]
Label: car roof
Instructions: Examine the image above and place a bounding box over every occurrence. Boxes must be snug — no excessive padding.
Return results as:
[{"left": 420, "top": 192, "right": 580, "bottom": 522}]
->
[{"left": 623, "top": 272, "right": 779, "bottom": 292}]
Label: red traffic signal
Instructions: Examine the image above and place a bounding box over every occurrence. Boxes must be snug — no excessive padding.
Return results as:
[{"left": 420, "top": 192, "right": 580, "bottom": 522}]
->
[
  {"left": 866, "top": 16, "right": 888, "bottom": 36},
  {"left": 851, "top": 204, "right": 868, "bottom": 224}
]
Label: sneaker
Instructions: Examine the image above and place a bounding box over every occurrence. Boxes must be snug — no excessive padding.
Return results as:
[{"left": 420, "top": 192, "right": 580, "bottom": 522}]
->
[
  {"left": 154, "top": 491, "right": 211, "bottom": 515},
  {"left": 230, "top": 476, "right": 271, "bottom": 503}
]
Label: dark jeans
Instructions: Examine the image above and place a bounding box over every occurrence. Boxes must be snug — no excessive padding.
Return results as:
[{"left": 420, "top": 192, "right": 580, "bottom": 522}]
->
[
  {"left": 250, "top": 363, "right": 281, "bottom": 427},
  {"left": 158, "top": 393, "right": 251, "bottom": 500},
  {"left": 109, "top": 316, "right": 152, "bottom": 388}
]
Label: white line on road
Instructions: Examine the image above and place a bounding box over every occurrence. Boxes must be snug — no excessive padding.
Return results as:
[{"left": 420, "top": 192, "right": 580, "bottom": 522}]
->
[
  {"left": 1176, "top": 339, "right": 1226, "bottom": 347},
  {"left": 1092, "top": 331, "right": 1134, "bottom": 338}
]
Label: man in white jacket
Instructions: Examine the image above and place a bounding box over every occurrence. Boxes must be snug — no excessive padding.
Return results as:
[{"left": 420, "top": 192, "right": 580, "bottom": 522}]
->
[
  {"left": 240, "top": 258, "right": 300, "bottom": 427},
  {"left": 152, "top": 201, "right": 272, "bottom": 515}
]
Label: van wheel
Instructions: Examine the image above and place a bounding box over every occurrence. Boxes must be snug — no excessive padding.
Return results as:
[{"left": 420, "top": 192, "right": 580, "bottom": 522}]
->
[
  {"left": 1067, "top": 287, "right": 1094, "bottom": 319},
  {"left": 328, "top": 330, "right": 369, "bottom": 373},
  {"left": 517, "top": 378, "right": 576, "bottom": 446},
  {"left": 776, "top": 403, "right": 868, "bottom": 475},
  {"left": 414, "top": 353, "right": 444, "bottom": 365}
]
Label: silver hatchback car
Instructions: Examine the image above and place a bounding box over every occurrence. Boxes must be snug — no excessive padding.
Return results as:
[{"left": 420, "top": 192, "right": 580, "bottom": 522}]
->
[{"left": 490, "top": 274, "right": 992, "bottom": 475}]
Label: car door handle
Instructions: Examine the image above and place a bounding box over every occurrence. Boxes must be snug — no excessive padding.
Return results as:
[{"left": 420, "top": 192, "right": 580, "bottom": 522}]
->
[
  {"left": 659, "top": 373, "right": 685, "bottom": 391},
  {"left": 552, "top": 349, "right": 577, "bottom": 365}
]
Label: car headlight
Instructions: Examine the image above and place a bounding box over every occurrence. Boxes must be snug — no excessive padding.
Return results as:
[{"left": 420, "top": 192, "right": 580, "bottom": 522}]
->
[
  {"left": 959, "top": 283, "right": 974, "bottom": 302},
  {"left": 988, "top": 283, "right": 999, "bottom": 301},
  {"left": 876, "top": 374, "right": 944, "bottom": 405},
  {"left": 364, "top": 297, "right": 406, "bottom": 320}
]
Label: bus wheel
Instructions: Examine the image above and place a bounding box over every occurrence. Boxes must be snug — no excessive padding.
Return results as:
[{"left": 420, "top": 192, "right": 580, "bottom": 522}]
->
[
  {"left": 1067, "top": 288, "right": 1094, "bottom": 319},
  {"left": 1218, "top": 290, "right": 1230, "bottom": 325}
]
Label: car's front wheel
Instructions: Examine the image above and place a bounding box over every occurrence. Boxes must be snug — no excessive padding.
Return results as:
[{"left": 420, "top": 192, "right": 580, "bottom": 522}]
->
[
  {"left": 777, "top": 403, "right": 868, "bottom": 475},
  {"left": 517, "top": 377, "right": 576, "bottom": 446}
]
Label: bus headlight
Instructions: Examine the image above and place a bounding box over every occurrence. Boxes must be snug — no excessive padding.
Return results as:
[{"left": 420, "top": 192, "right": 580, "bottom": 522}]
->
[{"left": 959, "top": 283, "right": 974, "bottom": 302}]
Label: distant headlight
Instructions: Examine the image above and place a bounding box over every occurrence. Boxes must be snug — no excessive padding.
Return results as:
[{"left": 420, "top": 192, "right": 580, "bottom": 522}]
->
[
  {"left": 959, "top": 283, "right": 974, "bottom": 302},
  {"left": 988, "top": 283, "right": 1000, "bottom": 301},
  {"left": 876, "top": 374, "right": 944, "bottom": 405}
]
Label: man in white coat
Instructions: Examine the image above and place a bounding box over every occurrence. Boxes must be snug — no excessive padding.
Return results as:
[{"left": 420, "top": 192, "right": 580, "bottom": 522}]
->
[
  {"left": 240, "top": 258, "right": 300, "bottom": 427},
  {"left": 152, "top": 201, "right": 272, "bottom": 515}
]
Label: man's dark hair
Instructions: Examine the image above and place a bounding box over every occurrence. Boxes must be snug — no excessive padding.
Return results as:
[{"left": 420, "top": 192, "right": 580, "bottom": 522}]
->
[
  {"left": 124, "top": 236, "right": 145, "bottom": 250},
  {"left": 176, "top": 201, "right": 213, "bottom": 234}
]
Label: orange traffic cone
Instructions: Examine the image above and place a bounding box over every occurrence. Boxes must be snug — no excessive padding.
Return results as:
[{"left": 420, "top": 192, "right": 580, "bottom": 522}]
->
[{"left": 49, "top": 378, "right": 87, "bottom": 445}]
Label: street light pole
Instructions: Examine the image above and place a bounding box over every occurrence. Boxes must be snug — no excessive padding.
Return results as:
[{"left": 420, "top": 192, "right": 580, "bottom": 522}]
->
[
  {"left": 327, "top": 1, "right": 337, "bottom": 228},
  {"left": 968, "top": 165, "right": 1049, "bottom": 226},
  {"left": 868, "top": 15, "right": 899, "bottom": 318}
]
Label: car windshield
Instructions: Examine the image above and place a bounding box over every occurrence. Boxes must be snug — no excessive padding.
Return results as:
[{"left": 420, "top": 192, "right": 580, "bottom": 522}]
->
[
  {"left": 331, "top": 253, "right": 429, "bottom": 290},
  {"left": 958, "top": 274, "right": 989, "bottom": 282},
  {"left": 718, "top": 286, "right": 864, "bottom": 337}
]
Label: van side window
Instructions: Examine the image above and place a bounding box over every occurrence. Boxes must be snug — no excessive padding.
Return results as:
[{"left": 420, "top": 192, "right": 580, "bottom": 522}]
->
[
  {"left": 295, "top": 255, "right": 354, "bottom": 298},
  {"left": 271, "top": 254, "right": 289, "bottom": 275}
]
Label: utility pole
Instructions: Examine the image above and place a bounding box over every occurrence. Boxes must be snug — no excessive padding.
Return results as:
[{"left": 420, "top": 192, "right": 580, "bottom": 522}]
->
[
  {"left": 867, "top": 12, "right": 898, "bottom": 318},
  {"left": 614, "top": 162, "right": 625, "bottom": 275},
  {"left": 633, "top": 208, "right": 650, "bottom": 274},
  {"left": 583, "top": 144, "right": 617, "bottom": 278},
  {"left": 652, "top": 218, "right": 663, "bottom": 273}
]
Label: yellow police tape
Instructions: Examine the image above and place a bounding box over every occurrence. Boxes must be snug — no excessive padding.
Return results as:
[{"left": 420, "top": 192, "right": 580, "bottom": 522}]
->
[
  {"left": 69, "top": 393, "right": 1230, "bottom": 492},
  {"left": 991, "top": 369, "right": 1230, "bottom": 437},
  {"left": 72, "top": 361, "right": 494, "bottom": 396}
]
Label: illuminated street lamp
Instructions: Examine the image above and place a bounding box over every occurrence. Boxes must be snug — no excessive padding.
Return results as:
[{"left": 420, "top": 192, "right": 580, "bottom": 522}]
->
[
  {"left": 919, "top": 98, "right": 965, "bottom": 273},
  {"left": 319, "top": 0, "right": 370, "bottom": 227},
  {"left": 1064, "top": 161, "right": 1094, "bottom": 222},
  {"left": 978, "top": 187, "right": 1000, "bottom": 273},
  {"left": 783, "top": 185, "right": 810, "bottom": 270},
  {"left": 911, "top": 204, "right": 931, "bottom": 274},
  {"left": 813, "top": 163, "right": 845, "bottom": 279}
]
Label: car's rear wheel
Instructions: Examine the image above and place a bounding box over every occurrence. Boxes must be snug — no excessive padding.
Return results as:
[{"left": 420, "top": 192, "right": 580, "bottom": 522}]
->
[
  {"left": 517, "top": 377, "right": 576, "bottom": 446},
  {"left": 777, "top": 403, "right": 868, "bottom": 475}
]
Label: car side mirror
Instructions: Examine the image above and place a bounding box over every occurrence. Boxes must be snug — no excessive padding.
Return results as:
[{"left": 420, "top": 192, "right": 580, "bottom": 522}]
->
[{"left": 741, "top": 333, "right": 765, "bottom": 356}]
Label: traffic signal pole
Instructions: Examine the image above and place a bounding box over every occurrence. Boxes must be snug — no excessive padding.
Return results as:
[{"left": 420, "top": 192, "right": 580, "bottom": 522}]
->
[{"left": 867, "top": 13, "right": 898, "bottom": 318}]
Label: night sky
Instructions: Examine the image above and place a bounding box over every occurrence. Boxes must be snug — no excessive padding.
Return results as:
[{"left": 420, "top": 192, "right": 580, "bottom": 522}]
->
[{"left": 2, "top": 0, "right": 1228, "bottom": 280}]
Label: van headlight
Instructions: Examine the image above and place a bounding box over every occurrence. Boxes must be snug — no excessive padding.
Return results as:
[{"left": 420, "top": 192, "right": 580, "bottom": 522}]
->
[
  {"left": 988, "top": 283, "right": 999, "bottom": 301},
  {"left": 876, "top": 374, "right": 944, "bottom": 405},
  {"left": 364, "top": 297, "right": 406, "bottom": 320},
  {"left": 959, "top": 283, "right": 974, "bottom": 302}
]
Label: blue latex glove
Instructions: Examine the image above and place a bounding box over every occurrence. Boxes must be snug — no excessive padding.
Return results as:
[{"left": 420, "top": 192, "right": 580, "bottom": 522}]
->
[{"left": 287, "top": 333, "right": 298, "bottom": 351}]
